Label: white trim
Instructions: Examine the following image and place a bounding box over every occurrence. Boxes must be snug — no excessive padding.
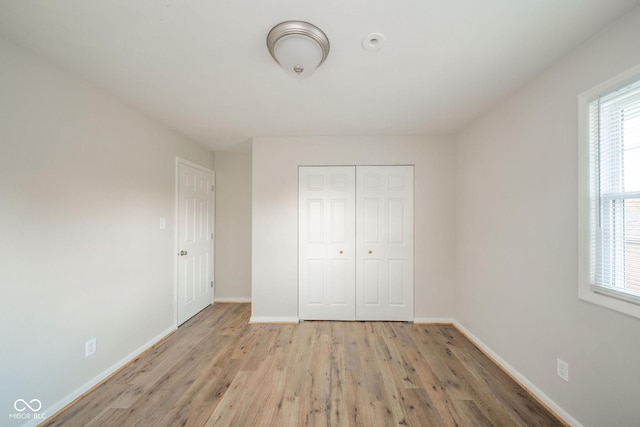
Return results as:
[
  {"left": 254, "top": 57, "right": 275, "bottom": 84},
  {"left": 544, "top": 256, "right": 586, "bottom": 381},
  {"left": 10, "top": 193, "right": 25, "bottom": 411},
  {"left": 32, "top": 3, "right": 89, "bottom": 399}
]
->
[
  {"left": 173, "top": 160, "right": 180, "bottom": 329},
  {"left": 176, "top": 157, "right": 215, "bottom": 174},
  {"left": 29, "top": 326, "right": 176, "bottom": 427},
  {"left": 215, "top": 297, "right": 251, "bottom": 303},
  {"left": 577, "top": 63, "right": 640, "bottom": 102},
  {"left": 577, "top": 64, "right": 640, "bottom": 320},
  {"left": 413, "top": 317, "right": 454, "bottom": 324},
  {"left": 249, "top": 316, "right": 300, "bottom": 324},
  {"left": 210, "top": 171, "right": 216, "bottom": 305},
  {"left": 453, "top": 321, "right": 583, "bottom": 427}
]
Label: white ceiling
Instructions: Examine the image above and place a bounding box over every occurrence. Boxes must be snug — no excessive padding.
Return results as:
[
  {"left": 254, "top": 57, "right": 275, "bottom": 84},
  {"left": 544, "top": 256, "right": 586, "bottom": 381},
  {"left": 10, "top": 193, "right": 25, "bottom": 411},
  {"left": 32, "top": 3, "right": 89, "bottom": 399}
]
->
[{"left": 1, "top": 0, "right": 639, "bottom": 151}]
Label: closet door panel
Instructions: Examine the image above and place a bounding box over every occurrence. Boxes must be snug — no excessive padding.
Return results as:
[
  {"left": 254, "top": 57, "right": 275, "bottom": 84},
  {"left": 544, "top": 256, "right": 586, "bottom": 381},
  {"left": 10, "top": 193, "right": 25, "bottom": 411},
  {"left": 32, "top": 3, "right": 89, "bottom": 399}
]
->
[
  {"left": 299, "top": 166, "right": 356, "bottom": 320},
  {"left": 356, "top": 166, "right": 414, "bottom": 321}
]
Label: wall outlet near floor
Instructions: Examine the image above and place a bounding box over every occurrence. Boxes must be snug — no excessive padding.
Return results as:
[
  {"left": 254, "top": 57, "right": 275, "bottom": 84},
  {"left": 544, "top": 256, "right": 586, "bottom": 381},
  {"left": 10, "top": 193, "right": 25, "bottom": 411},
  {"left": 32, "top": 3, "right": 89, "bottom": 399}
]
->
[
  {"left": 85, "top": 337, "right": 97, "bottom": 357},
  {"left": 557, "top": 358, "right": 569, "bottom": 382}
]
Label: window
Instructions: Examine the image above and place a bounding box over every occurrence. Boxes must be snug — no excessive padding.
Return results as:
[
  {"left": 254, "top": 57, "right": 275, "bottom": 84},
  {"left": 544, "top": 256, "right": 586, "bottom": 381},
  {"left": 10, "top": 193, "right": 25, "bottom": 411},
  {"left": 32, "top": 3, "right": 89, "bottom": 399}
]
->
[
  {"left": 590, "top": 78, "right": 640, "bottom": 301},
  {"left": 579, "top": 66, "right": 640, "bottom": 318}
]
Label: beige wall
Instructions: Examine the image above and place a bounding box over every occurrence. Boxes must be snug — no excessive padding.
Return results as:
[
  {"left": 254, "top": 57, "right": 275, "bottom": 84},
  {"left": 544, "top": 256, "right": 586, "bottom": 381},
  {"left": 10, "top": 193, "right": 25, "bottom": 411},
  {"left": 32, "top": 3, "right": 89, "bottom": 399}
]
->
[
  {"left": 251, "top": 136, "right": 456, "bottom": 322},
  {"left": 455, "top": 7, "right": 640, "bottom": 426},
  {"left": 214, "top": 145, "right": 252, "bottom": 302},
  {"left": 0, "top": 37, "right": 213, "bottom": 424}
]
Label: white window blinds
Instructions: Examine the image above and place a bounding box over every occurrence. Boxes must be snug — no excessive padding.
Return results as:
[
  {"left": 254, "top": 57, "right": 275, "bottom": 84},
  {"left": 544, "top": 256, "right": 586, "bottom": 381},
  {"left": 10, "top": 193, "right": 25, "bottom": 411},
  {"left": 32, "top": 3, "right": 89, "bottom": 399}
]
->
[{"left": 590, "top": 79, "right": 640, "bottom": 302}]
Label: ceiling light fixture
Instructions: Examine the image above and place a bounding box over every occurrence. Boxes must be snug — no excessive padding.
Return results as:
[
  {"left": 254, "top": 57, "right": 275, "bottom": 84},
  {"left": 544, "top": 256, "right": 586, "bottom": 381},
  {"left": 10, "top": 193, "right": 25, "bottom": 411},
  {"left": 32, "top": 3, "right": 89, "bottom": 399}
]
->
[{"left": 267, "top": 21, "right": 330, "bottom": 78}]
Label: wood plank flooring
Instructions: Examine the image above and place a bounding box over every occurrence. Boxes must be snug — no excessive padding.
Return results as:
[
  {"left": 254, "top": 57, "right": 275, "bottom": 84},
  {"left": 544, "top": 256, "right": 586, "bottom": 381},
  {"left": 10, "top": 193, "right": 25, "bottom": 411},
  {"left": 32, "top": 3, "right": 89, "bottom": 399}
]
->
[{"left": 43, "top": 304, "right": 566, "bottom": 426}]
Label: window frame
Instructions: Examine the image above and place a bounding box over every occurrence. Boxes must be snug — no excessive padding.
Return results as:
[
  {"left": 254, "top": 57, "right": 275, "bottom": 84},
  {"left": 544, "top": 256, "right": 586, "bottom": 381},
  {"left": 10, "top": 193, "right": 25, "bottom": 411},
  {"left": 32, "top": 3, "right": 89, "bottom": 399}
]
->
[{"left": 578, "top": 64, "right": 640, "bottom": 319}]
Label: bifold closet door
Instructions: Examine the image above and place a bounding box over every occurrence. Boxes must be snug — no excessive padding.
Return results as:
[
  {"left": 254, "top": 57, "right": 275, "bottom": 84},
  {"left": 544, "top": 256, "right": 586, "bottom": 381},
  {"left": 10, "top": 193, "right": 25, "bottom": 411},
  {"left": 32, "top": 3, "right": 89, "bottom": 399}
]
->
[
  {"left": 298, "top": 166, "right": 356, "bottom": 320},
  {"left": 299, "top": 165, "right": 414, "bottom": 321},
  {"left": 356, "top": 166, "right": 414, "bottom": 321}
]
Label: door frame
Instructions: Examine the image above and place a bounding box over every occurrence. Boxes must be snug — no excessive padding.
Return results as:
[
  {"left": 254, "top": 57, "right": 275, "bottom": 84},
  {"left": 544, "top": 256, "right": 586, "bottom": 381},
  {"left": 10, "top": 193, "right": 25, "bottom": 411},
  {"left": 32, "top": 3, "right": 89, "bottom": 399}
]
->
[
  {"left": 174, "top": 157, "right": 215, "bottom": 327},
  {"left": 297, "top": 164, "right": 415, "bottom": 321}
]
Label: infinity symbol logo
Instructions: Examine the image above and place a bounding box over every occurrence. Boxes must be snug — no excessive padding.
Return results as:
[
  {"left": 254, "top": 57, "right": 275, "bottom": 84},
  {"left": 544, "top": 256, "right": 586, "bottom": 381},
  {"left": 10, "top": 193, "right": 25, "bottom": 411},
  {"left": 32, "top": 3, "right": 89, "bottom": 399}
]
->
[{"left": 14, "top": 399, "right": 42, "bottom": 412}]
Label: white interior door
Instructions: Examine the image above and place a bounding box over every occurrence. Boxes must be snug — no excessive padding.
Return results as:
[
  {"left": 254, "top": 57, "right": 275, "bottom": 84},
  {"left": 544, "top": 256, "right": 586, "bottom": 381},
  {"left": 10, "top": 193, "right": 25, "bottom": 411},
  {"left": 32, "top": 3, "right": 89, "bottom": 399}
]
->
[
  {"left": 356, "top": 166, "right": 414, "bottom": 321},
  {"left": 177, "top": 161, "right": 214, "bottom": 325},
  {"left": 299, "top": 166, "right": 356, "bottom": 320}
]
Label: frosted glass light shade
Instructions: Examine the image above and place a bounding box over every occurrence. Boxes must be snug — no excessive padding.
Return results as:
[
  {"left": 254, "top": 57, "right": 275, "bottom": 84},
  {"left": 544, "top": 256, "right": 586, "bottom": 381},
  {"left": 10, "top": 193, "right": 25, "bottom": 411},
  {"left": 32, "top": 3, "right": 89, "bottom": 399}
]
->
[
  {"left": 267, "top": 21, "right": 330, "bottom": 78},
  {"left": 273, "top": 35, "right": 323, "bottom": 77}
]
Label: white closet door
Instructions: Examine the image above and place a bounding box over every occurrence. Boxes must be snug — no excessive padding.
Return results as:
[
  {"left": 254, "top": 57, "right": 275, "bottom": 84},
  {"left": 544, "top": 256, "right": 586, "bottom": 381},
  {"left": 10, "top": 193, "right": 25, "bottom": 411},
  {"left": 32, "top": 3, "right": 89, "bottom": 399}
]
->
[
  {"left": 356, "top": 166, "right": 414, "bottom": 321},
  {"left": 299, "top": 166, "right": 356, "bottom": 320}
]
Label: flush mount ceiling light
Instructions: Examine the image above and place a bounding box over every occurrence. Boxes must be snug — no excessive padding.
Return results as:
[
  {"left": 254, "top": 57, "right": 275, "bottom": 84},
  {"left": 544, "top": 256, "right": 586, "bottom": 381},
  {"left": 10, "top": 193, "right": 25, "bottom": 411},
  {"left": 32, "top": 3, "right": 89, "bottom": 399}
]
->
[{"left": 267, "top": 21, "right": 330, "bottom": 78}]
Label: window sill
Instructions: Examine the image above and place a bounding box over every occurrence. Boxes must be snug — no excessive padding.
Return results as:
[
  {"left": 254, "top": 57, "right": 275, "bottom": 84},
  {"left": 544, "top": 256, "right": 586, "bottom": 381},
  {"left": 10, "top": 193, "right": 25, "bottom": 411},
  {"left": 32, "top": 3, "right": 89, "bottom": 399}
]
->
[{"left": 579, "top": 285, "right": 640, "bottom": 320}]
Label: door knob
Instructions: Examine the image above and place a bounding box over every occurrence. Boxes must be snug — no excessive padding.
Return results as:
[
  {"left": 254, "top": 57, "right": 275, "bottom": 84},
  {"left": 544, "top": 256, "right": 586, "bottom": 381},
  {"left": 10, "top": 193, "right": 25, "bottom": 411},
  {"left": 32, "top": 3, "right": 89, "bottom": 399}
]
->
[
  {"left": 179, "top": 250, "right": 188, "bottom": 256},
  {"left": 339, "top": 250, "right": 343, "bottom": 254},
  {"left": 368, "top": 250, "right": 372, "bottom": 254}
]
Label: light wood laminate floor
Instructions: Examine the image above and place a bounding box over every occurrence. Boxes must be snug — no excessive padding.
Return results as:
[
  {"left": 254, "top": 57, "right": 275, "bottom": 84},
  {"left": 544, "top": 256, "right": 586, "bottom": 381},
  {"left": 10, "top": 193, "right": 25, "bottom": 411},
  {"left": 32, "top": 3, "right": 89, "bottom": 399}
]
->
[{"left": 43, "top": 303, "right": 565, "bottom": 426}]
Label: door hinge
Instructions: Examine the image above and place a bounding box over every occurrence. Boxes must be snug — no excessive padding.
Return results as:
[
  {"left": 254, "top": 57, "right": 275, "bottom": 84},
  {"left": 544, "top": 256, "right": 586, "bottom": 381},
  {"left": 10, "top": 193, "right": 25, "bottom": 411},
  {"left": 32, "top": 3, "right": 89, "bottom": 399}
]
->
[
  {"left": 211, "top": 233, "right": 214, "bottom": 239},
  {"left": 210, "top": 281, "right": 213, "bottom": 288},
  {"left": 211, "top": 185, "right": 215, "bottom": 192}
]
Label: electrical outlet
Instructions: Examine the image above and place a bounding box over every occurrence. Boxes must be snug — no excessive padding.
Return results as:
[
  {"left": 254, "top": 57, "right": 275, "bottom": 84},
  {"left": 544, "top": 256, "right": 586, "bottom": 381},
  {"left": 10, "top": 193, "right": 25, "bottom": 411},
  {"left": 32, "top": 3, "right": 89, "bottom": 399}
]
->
[
  {"left": 85, "top": 337, "right": 97, "bottom": 357},
  {"left": 557, "top": 358, "right": 569, "bottom": 382}
]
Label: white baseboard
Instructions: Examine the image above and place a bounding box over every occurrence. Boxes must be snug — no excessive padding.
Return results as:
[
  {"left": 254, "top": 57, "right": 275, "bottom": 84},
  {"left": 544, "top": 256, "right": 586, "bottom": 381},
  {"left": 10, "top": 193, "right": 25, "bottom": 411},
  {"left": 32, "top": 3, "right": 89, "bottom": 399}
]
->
[
  {"left": 452, "top": 321, "right": 583, "bottom": 427},
  {"left": 214, "top": 297, "right": 251, "bottom": 303},
  {"left": 28, "top": 326, "right": 176, "bottom": 427},
  {"left": 249, "top": 316, "right": 299, "bottom": 324},
  {"left": 413, "top": 317, "right": 455, "bottom": 324}
]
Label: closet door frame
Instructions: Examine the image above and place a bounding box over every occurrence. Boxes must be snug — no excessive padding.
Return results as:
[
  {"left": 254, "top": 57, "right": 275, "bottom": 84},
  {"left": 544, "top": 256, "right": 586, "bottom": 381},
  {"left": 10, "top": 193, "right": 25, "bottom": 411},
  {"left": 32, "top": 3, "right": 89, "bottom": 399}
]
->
[{"left": 298, "top": 165, "right": 414, "bottom": 321}]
